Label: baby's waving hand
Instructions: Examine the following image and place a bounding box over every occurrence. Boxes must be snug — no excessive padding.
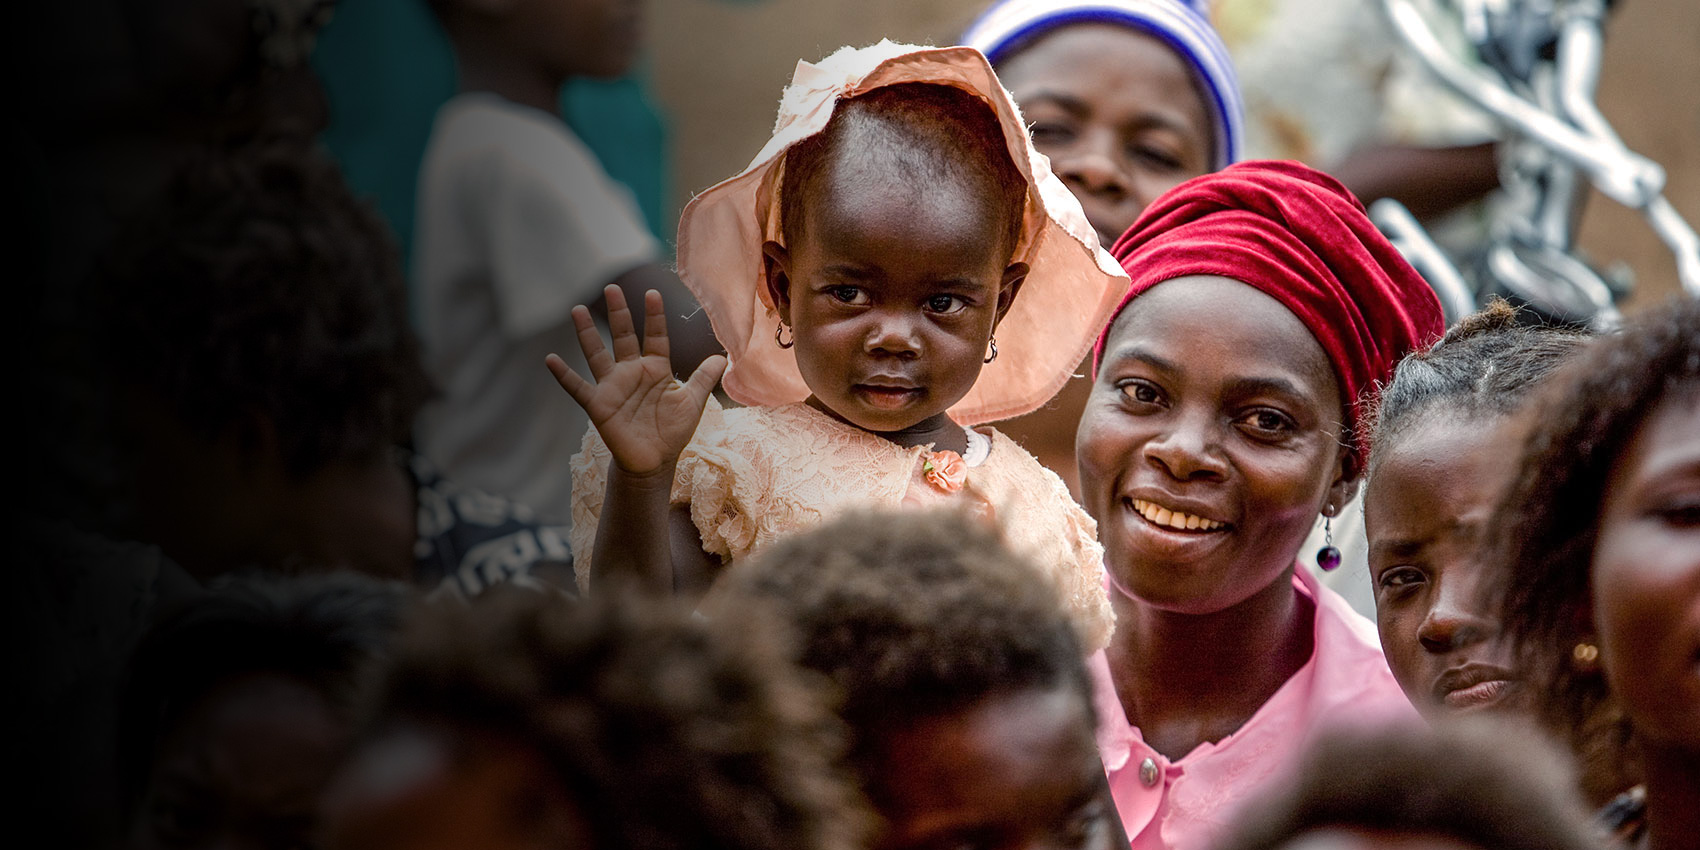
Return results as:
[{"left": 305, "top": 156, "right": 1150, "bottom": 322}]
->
[{"left": 547, "top": 285, "right": 727, "bottom": 476}]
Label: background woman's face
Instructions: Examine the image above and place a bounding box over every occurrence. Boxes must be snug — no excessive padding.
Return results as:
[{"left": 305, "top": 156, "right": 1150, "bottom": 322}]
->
[
  {"left": 1078, "top": 277, "right": 1351, "bottom": 615},
  {"left": 999, "top": 24, "right": 1213, "bottom": 247},
  {"left": 1591, "top": 390, "right": 1700, "bottom": 751}
]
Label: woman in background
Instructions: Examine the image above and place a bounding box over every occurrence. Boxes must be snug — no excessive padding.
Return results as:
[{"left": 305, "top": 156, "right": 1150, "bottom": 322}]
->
[{"left": 962, "top": 0, "right": 1242, "bottom": 495}]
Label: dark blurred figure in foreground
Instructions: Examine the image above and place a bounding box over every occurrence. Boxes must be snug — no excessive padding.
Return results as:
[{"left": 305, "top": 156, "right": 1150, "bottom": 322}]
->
[
  {"left": 92, "top": 143, "right": 575, "bottom": 596},
  {"left": 723, "top": 510, "right": 1127, "bottom": 850},
  {"left": 1215, "top": 720, "right": 1599, "bottom": 850},
  {"left": 21, "top": 0, "right": 338, "bottom": 533},
  {"left": 119, "top": 572, "right": 407, "bottom": 850},
  {"left": 322, "top": 586, "right": 868, "bottom": 850}
]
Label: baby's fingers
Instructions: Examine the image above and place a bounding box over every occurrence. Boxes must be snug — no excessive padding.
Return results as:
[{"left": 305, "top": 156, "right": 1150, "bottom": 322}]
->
[
  {"left": 545, "top": 353, "right": 596, "bottom": 411},
  {"left": 682, "top": 354, "right": 728, "bottom": 401},
  {"left": 604, "top": 284, "right": 642, "bottom": 362},
  {"left": 573, "top": 305, "right": 616, "bottom": 380},
  {"left": 641, "top": 290, "right": 670, "bottom": 361}
]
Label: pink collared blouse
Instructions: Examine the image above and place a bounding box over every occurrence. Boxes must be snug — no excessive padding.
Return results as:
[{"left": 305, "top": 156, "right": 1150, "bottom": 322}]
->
[{"left": 1090, "top": 565, "right": 1417, "bottom": 849}]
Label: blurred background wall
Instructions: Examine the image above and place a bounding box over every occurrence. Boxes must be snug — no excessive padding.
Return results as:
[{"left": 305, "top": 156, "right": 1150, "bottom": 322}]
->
[{"left": 647, "top": 0, "right": 1697, "bottom": 310}]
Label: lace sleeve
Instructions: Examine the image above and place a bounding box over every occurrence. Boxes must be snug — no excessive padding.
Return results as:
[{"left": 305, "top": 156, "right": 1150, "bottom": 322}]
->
[
  {"left": 567, "top": 425, "right": 614, "bottom": 595},
  {"left": 977, "top": 430, "right": 1115, "bottom": 652},
  {"left": 568, "top": 398, "right": 735, "bottom": 594},
  {"left": 1054, "top": 486, "right": 1113, "bottom": 652}
]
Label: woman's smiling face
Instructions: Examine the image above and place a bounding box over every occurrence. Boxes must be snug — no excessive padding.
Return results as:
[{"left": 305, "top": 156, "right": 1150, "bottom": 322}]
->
[{"left": 1077, "top": 276, "right": 1356, "bottom": 614}]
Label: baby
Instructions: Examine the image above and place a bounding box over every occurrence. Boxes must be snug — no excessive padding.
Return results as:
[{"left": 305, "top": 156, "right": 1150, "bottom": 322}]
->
[{"left": 549, "top": 41, "right": 1125, "bottom": 649}]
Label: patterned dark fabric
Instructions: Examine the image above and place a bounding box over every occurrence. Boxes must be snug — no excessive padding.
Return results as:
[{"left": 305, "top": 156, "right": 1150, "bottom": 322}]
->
[
  {"left": 1597, "top": 785, "right": 1646, "bottom": 847},
  {"left": 410, "top": 454, "right": 574, "bottom": 599}
]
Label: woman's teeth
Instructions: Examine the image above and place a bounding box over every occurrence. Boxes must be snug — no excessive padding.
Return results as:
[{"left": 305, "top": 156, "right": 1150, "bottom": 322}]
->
[{"left": 1131, "top": 499, "right": 1225, "bottom": 531}]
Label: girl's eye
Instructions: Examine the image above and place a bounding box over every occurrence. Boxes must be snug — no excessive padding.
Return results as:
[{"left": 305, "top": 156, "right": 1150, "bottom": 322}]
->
[
  {"left": 828, "top": 286, "right": 868, "bottom": 305},
  {"left": 1376, "top": 566, "right": 1427, "bottom": 593},
  {"left": 1118, "top": 379, "right": 1164, "bottom": 407},
  {"left": 1237, "top": 408, "right": 1296, "bottom": 437},
  {"left": 925, "top": 294, "right": 967, "bottom": 314}
]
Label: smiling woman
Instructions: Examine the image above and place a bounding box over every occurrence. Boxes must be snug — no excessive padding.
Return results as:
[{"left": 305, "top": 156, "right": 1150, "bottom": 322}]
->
[{"left": 1073, "top": 161, "right": 1443, "bottom": 850}]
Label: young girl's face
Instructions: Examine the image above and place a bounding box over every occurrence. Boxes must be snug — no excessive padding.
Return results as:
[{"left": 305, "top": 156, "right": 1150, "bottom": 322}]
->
[
  {"left": 764, "top": 168, "right": 1026, "bottom": 436},
  {"left": 1365, "top": 417, "right": 1524, "bottom": 719},
  {"left": 863, "top": 686, "right": 1116, "bottom": 850},
  {"left": 1590, "top": 390, "right": 1700, "bottom": 752},
  {"left": 1077, "top": 276, "right": 1354, "bottom": 615},
  {"left": 998, "top": 24, "right": 1213, "bottom": 248}
]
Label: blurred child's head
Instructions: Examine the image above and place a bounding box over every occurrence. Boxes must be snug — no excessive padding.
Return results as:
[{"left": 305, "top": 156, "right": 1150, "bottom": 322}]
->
[
  {"left": 1214, "top": 720, "right": 1597, "bottom": 850},
  {"left": 963, "top": 0, "right": 1243, "bottom": 246},
  {"left": 119, "top": 571, "right": 406, "bottom": 850},
  {"left": 763, "top": 82, "right": 1031, "bottom": 435},
  {"left": 1364, "top": 300, "right": 1588, "bottom": 720},
  {"left": 1491, "top": 296, "right": 1700, "bottom": 802},
  {"left": 323, "top": 587, "right": 867, "bottom": 850},
  {"left": 726, "top": 510, "right": 1116, "bottom": 850},
  {"left": 428, "top": 0, "right": 643, "bottom": 82},
  {"left": 94, "top": 144, "right": 430, "bottom": 578}
]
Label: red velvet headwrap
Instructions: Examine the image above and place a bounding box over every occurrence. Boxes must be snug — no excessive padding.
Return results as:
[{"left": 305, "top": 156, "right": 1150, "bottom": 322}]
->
[{"left": 1094, "top": 160, "right": 1444, "bottom": 467}]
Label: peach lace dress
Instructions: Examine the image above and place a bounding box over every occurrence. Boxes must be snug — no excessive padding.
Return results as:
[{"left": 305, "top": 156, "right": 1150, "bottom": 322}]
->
[{"left": 569, "top": 398, "right": 1115, "bottom": 651}]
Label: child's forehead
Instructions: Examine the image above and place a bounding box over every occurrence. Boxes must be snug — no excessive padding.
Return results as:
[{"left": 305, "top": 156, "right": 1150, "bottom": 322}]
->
[{"left": 800, "top": 147, "right": 1005, "bottom": 229}]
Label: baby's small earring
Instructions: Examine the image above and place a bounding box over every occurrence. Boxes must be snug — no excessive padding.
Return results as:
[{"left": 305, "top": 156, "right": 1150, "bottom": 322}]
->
[
  {"left": 983, "top": 337, "right": 998, "bottom": 364},
  {"left": 775, "top": 323, "right": 794, "bottom": 349}
]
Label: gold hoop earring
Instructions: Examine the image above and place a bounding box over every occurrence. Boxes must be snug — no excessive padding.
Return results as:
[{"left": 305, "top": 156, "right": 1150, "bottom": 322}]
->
[
  {"left": 775, "top": 323, "right": 794, "bottom": 349},
  {"left": 983, "top": 337, "right": 998, "bottom": 364}
]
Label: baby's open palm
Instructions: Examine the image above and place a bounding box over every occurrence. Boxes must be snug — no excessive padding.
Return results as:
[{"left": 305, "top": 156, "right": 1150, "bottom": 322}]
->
[{"left": 547, "top": 286, "right": 727, "bottom": 476}]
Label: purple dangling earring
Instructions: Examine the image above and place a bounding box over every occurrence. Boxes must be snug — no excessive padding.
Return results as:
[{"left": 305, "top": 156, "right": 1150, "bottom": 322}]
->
[{"left": 1316, "top": 506, "right": 1342, "bottom": 572}]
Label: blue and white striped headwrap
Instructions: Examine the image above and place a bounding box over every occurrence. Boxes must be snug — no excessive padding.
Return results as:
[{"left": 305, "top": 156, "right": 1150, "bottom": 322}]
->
[{"left": 961, "top": 0, "right": 1244, "bottom": 170}]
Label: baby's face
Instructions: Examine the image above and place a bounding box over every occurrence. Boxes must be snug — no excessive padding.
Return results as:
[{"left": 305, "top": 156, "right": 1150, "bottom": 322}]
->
[{"left": 768, "top": 171, "right": 1024, "bottom": 436}]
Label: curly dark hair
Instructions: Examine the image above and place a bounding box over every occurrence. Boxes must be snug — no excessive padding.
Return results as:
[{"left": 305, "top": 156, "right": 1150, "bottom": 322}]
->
[
  {"left": 116, "top": 570, "right": 409, "bottom": 817},
  {"left": 723, "top": 509, "right": 1093, "bottom": 753},
  {"left": 367, "top": 587, "right": 868, "bottom": 850},
  {"left": 1489, "top": 296, "right": 1700, "bottom": 786},
  {"left": 93, "top": 142, "right": 431, "bottom": 478},
  {"left": 1367, "top": 298, "right": 1589, "bottom": 472},
  {"left": 1216, "top": 719, "right": 1597, "bottom": 850},
  {"left": 778, "top": 82, "right": 1028, "bottom": 259}
]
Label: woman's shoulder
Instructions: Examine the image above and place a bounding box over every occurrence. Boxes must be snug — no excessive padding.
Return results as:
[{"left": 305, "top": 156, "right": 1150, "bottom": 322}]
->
[{"left": 1301, "top": 569, "right": 1419, "bottom": 721}]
